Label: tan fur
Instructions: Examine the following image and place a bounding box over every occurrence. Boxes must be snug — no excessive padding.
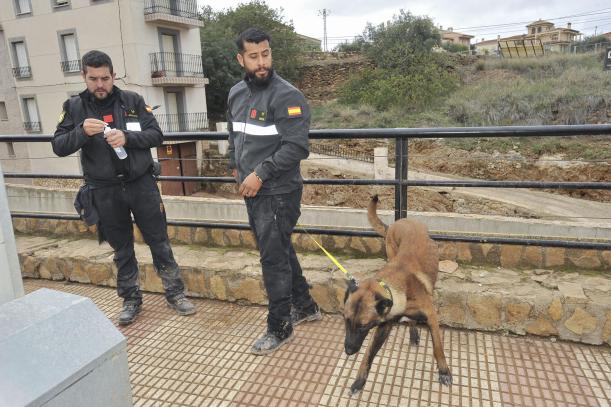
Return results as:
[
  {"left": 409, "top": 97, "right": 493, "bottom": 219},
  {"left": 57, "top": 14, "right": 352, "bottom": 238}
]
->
[{"left": 343, "top": 196, "right": 452, "bottom": 394}]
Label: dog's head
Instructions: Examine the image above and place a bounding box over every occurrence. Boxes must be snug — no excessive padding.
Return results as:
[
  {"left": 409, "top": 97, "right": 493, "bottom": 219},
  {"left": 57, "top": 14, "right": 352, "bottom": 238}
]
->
[{"left": 342, "top": 279, "right": 393, "bottom": 355}]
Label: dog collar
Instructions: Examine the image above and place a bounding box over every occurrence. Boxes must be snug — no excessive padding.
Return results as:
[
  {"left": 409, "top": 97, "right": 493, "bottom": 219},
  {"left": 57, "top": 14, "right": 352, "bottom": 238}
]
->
[{"left": 377, "top": 279, "right": 394, "bottom": 308}]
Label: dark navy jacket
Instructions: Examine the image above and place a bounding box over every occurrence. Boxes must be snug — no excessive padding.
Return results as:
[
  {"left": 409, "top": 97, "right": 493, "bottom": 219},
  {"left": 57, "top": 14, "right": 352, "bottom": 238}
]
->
[
  {"left": 227, "top": 71, "right": 310, "bottom": 195},
  {"left": 52, "top": 86, "right": 162, "bottom": 186}
]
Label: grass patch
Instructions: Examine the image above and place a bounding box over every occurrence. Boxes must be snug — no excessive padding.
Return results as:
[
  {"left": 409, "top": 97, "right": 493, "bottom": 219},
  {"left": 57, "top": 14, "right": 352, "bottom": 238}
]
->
[
  {"left": 311, "top": 101, "right": 456, "bottom": 129},
  {"left": 445, "top": 62, "right": 611, "bottom": 126}
]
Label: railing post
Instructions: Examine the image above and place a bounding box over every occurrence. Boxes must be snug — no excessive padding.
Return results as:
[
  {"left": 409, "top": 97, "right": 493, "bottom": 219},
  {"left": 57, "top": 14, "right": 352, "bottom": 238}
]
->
[{"left": 394, "top": 136, "right": 408, "bottom": 220}]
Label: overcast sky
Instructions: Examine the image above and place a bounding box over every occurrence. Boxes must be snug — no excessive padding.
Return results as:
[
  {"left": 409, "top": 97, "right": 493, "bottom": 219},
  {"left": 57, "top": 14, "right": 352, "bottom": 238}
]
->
[{"left": 198, "top": 1, "right": 611, "bottom": 48}]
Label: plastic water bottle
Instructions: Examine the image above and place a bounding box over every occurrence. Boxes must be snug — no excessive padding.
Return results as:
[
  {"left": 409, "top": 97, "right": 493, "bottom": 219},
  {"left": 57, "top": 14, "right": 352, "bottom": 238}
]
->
[{"left": 104, "top": 125, "right": 128, "bottom": 160}]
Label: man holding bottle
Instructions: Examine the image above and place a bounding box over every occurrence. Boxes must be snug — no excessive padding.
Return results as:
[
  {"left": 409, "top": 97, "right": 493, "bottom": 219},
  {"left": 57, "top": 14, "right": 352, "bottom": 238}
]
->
[{"left": 52, "top": 50, "right": 195, "bottom": 325}]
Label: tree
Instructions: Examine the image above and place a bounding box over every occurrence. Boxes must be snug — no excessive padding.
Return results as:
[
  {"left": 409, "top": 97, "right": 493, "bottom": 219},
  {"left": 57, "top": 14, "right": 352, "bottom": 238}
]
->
[
  {"left": 337, "top": 11, "right": 457, "bottom": 111},
  {"left": 200, "top": 1, "right": 305, "bottom": 120},
  {"left": 572, "top": 34, "right": 611, "bottom": 53},
  {"left": 360, "top": 11, "right": 441, "bottom": 71}
]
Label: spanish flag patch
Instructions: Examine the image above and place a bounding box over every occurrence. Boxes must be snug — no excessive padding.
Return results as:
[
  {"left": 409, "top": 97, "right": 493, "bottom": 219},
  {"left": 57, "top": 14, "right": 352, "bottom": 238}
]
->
[{"left": 287, "top": 106, "right": 302, "bottom": 117}]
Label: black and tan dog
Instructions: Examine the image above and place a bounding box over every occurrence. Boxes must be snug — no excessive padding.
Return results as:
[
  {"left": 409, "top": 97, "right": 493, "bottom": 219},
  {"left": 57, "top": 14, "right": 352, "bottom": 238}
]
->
[{"left": 343, "top": 195, "right": 452, "bottom": 394}]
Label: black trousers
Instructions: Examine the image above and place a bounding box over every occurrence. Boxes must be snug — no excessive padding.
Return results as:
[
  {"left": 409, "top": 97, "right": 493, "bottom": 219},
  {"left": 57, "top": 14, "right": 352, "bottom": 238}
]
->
[
  {"left": 245, "top": 188, "right": 315, "bottom": 336},
  {"left": 92, "top": 174, "right": 185, "bottom": 304}
]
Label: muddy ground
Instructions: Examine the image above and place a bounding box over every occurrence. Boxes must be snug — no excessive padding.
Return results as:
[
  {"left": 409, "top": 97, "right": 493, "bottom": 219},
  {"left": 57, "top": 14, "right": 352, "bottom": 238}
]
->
[{"left": 193, "top": 137, "right": 609, "bottom": 219}]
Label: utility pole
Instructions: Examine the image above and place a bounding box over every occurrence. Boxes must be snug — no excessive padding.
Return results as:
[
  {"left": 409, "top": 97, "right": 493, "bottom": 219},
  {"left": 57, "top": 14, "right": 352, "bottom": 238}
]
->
[{"left": 318, "top": 9, "right": 330, "bottom": 52}]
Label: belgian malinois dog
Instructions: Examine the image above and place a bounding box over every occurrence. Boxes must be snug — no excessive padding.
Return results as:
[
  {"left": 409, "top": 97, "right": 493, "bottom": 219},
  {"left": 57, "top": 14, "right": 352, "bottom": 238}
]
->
[{"left": 343, "top": 195, "right": 452, "bottom": 394}]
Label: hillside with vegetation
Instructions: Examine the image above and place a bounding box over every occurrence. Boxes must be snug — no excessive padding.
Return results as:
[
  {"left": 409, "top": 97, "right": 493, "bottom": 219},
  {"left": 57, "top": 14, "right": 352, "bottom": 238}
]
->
[
  {"left": 298, "top": 12, "right": 610, "bottom": 205},
  {"left": 312, "top": 53, "right": 610, "bottom": 129}
]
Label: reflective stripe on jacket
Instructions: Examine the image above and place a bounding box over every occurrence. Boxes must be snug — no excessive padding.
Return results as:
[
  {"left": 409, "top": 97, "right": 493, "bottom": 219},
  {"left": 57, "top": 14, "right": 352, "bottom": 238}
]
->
[{"left": 227, "top": 71, "right": 310, "bottom": 195}]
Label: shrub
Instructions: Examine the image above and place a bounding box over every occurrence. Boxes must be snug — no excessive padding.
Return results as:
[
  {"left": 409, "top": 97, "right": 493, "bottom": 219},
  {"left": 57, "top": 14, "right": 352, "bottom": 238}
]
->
[{"left": 339, "top": 60, "right": 457, "bottom": 111}]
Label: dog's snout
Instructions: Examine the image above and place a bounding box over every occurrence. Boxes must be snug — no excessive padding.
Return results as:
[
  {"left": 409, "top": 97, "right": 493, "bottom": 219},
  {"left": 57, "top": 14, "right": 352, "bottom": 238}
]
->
[
  {"left": 344, "top": 343, "right": 359, "bottom": 355},
  {"left": 344, "top": 329, "right": 367, "bottom": 356}
]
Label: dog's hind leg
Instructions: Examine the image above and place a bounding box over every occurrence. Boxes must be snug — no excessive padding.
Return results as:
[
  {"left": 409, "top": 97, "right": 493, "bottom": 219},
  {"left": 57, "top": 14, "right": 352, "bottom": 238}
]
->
[
  {"left": 350, "top": 322, "right": 393, "bottom": 396},
  {"left": 423, "top": 304, "right": 452, "bottom": 386}
]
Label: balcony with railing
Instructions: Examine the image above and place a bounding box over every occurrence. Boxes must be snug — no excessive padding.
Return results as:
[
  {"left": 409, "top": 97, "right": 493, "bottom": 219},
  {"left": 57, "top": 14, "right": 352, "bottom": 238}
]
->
[
  {"left": 143, "top": 0, "right": 203, "bottom": 28},
  {"left": 60, "top": 60, "right": 81, "bottom": 73},
  {"left": 149, "top": 52, "right": 208, "bottom": 86},
  {"left": 23, "top": 122, "right": 41, "bottom": 133},
  {"left": 12, "top": 66, "right": 32, "bottom": 79},
  {"left": 155, "top": 112, "right": 209, "bottom": 133}
]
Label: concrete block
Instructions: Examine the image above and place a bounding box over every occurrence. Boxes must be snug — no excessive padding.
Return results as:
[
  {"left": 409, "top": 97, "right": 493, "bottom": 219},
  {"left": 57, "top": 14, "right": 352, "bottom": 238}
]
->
[{"left": 0, "top": 288, "right": 132, "bottom": 407}]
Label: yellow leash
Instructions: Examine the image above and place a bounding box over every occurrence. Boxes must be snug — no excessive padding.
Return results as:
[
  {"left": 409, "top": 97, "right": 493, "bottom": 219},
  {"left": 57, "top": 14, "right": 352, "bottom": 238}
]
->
[{"left": 298, "top": 226, "right": 359, "bottom": 287}]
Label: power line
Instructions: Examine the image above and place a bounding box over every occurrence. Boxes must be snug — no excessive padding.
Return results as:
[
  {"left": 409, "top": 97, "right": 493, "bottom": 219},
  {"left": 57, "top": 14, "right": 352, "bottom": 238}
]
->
[{"left": 454, "top": 8, "right": 611, "bottom": 32}]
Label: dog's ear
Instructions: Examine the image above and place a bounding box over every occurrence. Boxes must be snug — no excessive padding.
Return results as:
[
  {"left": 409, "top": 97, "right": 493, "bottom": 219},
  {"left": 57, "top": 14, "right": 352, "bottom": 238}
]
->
[{"left": 374, "top": 293, "right": 393, "bottom": 316}]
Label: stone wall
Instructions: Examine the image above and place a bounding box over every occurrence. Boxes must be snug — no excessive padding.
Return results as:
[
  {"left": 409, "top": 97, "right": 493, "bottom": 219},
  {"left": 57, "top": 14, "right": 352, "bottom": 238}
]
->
[
  {"left": 296, "top": 56, "right": 374, "bottom": 103},
  {"left": 11, "top": 218, "right": 611, "bottom": 271},
  {"left": 16, "top": 235, "right": 611, "bottom": 346}
]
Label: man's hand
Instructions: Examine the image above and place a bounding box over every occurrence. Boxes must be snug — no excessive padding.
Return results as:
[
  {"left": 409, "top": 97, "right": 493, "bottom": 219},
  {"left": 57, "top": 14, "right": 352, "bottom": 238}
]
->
[
  {"left": 105, "top": 129, "right": 126, "bottom": 148},
  {"left": 232, "top": 168, "right": 238, "bottom": 180},
  {"left": 238, "top": 172, "right": 263, "bottom": 198},
  {"left": 83, "top": 118, "right": 106, "bottom": 137}
]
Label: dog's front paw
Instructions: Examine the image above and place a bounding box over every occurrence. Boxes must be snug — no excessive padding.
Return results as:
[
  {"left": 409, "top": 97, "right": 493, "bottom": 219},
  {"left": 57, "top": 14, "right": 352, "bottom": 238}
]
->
[
  {"left": 350, "top": 377, "right": 366, "bottom": 396},
  {"left": 438, "top": 369, "right": 453, "bottom": 386}
]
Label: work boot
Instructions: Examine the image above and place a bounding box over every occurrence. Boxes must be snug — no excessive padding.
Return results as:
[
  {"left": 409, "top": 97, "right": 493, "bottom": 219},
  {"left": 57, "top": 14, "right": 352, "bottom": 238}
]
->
[
  {"left": 291, "top": 303, "right": 322, "bottom": 326},
  {"left": 118, "top": 301, "right": 141, "bottom": 325},
  {"left": 251, "top": 330, "right": 294, "bottom": 355},
  {"left": 166, "top": 294, "right": 196, "bottom": 316}
]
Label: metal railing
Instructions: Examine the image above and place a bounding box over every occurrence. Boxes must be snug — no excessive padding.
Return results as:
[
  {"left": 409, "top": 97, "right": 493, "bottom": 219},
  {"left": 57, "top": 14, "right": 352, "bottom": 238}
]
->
[
  {"left": 310, "top": 143, "right": 373, "bottom": 162},
  {"left": 155, "top": 112, "right": 208, "bottom": 132},
  {"left": 149, "top": 52, "right": 204, "bottom": 78},
  {"left": 23, "top": 122, "right": 41, "bottom": 133},
  {"left": 60, "top": 60, "right": 81, "bottom": 73},
  {"left": 12, "top": 66, "right": 32, "bottom": 79},
  {"left": 2, "top": 124, "right": 611, "bottom": 250},
  {"left": 144, "top": 0, "right": 199, "bottom": 19}
]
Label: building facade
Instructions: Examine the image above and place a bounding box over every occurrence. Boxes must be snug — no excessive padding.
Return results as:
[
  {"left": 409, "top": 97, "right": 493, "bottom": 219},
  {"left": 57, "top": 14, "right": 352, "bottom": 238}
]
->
[
  {"left": 525, "top": 20, "right": 579, "bottom": 53},
  {"left": 497, "top": 20, "right": 580, "bottom": 56},
  {"left": 0, "top": 0, "right": 208, "bottom": 193},
  {"left": 440, "top": 27, "right": 474, "bottom": 48},
  {"left": 474, "top": 38, "right": 500, "bottom": 56}
]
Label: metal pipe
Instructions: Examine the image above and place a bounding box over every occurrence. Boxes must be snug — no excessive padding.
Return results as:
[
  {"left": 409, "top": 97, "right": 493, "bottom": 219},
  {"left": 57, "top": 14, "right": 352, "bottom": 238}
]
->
[
  {"left": 2, "top": 123, "right": 611, "bottom": 142},
  {"left": 4, "top": 173, "right": 611, "bottom": 190}
]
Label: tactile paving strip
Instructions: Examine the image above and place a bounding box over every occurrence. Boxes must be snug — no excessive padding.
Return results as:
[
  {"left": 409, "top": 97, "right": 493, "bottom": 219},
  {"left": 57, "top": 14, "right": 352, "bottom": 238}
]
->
[{"left": 23, "top": 279, "right": 611, "bottom": 406}]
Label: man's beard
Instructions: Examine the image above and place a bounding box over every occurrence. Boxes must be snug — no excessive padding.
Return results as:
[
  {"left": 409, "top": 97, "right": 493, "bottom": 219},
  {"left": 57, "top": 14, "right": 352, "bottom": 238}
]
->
[
  {"left": 245, "top": 67, "right": 273, "bottom": 86},
  {"left": 92, "top": 88, "right": 112, "bottom": 101}
]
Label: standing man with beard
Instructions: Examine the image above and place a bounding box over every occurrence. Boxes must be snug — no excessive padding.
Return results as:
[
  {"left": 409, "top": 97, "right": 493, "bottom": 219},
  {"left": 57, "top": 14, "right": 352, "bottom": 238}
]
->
[
  {"left": 227, "top": 28, "right": 322, "bottom": 354},
  {"left": 52, "top": 50, "right": 195, "bottom": 325}
]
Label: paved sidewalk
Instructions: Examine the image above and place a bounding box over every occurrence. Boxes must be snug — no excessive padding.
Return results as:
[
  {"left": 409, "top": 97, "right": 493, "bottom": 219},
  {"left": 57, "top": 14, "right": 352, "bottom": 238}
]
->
[{"left": 24, "top": 279, "right": 610, "bottom": 407}]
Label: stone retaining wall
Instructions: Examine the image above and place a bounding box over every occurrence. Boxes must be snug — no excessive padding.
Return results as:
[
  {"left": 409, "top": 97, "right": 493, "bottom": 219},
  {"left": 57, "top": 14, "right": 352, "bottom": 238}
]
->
[
  {"left": 16, "top": 235, "right": 611, "bottom": 346},
  {"left": 12, "top": 218, "right": 611, "bottom": 271}
]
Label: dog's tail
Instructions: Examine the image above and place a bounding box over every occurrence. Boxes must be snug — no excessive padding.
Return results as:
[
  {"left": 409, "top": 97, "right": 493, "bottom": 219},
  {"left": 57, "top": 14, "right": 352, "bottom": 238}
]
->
[{"left": 368, "top": 195, "right": 388, "bottom": 237}]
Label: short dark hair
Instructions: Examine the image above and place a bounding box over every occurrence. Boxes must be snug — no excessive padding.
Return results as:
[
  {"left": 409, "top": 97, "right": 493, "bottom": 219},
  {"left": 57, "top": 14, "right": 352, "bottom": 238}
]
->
[
  {"left": 81, "top": 50, "right": 113, "bottom": 74},
  {"left": 236, "top": 28, "right": 271, "bottom": 52}
]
